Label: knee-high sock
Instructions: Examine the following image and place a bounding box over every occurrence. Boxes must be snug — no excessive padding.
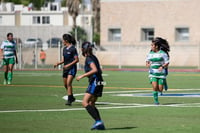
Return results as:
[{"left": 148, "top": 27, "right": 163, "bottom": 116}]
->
[
  {"left": 85, "top": 105, "right": 101, "bottom": 121},
  {"left": 7, "top": 72, "right": 12, "bottom": 81},
  {"left": 153, "top": 91, "right": 159, "bottom": 103},
  {"left": 4, "top": 72, "right": 8, "bottom": 80}
]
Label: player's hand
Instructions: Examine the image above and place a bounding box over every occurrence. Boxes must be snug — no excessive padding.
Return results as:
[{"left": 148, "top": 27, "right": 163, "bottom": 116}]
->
[
  {"left": 16, "top": 59, "right": 18, "bottom": 64},
  {"left": 76, "top": 75, "right": 83, "bottom": 81},
  {"left": 63, "top": 65, "right": 69, "bottom": 70},
  {"left": 53, "top": 63, "right": 58, "bottom": 68},
  {"left": 158, "top": 66, "right": 163, "bottom": 72}
]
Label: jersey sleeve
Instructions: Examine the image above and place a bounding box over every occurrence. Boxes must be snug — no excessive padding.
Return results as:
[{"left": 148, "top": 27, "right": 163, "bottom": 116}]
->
[{"left": 86, "top": 56, "right": 95, "bottom": 65}]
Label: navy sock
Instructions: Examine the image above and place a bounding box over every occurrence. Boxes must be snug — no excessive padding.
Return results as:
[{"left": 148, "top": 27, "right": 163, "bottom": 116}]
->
[{"left": 85, "top": 105, "right": 101, "bottom": 121}]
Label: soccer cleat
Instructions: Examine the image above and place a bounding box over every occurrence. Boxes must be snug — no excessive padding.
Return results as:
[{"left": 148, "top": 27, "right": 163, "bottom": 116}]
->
[
  {"left": 154, "top": 102, "right": 160, "bottom": 105},
  {"left": 65, "top": 97, "right": 76, "bottom": 106},
  {"left": 3, "top": 80, "right": 7, "bottom": 85},
  {"left": 7, "top": 81, "right": 11, "bottom": 85},
  {"left": 91, "top": 121, "right": 105, "bottom": 130}
]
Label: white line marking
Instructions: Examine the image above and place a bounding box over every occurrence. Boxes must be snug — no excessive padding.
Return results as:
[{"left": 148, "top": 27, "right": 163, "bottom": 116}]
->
[
  {"left": 1, "top": 90, "right": 200, "bottom": 113},
  {"left": 1, "top": 103, "right": 200, "bottom": 113}
]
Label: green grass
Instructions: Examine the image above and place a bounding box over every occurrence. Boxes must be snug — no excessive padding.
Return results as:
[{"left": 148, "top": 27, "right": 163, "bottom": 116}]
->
[{"left": 0, "top": 70, "right": 200, "bottom": 133}]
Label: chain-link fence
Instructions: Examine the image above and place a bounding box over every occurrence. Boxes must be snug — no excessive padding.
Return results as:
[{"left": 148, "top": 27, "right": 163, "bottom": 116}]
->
[{"left": 1, "top": 26, "right": 200, "bottom": 70}]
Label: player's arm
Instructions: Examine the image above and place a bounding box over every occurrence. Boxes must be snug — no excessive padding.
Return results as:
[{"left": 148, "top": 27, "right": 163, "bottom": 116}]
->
[
  {"left": 14, "top": 50, "right": 18, "bottom": 64},
  {"left": 159, "top": 53, "right": 169, "bottom": 70},
  {"left": 76, "top": 62, "right": 97, "bottom": 81},
  {"left": 0, "top": 48, "right": 3, "bottom": 59},
  {"left": 54, "top": 57, "right": 64, "bottom": 68},
  {"left": 63, "top": 55, "right": 79, "bottom": 69}
]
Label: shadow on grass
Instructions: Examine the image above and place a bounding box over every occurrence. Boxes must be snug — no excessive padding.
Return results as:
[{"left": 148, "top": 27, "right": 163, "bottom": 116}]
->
[
  {"left": 161, "top": 103, "right": 181, "bottom": 105},
  {"left": 106, "top": 126, "right": 137, "bottom": 130}
]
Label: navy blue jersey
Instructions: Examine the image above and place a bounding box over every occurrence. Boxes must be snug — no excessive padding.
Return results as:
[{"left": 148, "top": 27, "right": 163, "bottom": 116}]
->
[
  {"left": 63, "top": 45, "right": 78, "bottom": 66},
  {"left": 84, "top": 55, "right": 103, "bottom": 82}
]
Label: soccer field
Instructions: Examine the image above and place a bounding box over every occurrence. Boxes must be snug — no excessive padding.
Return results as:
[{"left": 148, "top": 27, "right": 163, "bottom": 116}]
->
[{"left": 0, "top": 70, "right": 200, "bottom": 133}]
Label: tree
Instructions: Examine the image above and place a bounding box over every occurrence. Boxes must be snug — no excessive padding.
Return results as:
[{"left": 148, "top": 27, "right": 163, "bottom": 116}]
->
[
  {"left": 91, "top": 0, "right": 100, "bottom": 45},
  {"left": 66, "top": 0, "right": 81, "bottom": 28},
  {"left": 61, "top": 0, "right": 66, "bottom": 7},
  {"left": 91, "top": 0, "right": 100, "bottom": 34},
  {"left": 3, "top": 0, "right": 22, "bottom": 4},
  {"left": 69, "top": 26, "right": 88, "bottom": 43}
]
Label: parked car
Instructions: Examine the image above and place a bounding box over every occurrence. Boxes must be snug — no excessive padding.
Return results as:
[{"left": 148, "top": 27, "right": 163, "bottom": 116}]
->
[
  {"left": 47, "top": 37, "right": 62, "bottom": 48},
  {"left": 24, "top": 38, "right": 43, "bottom": 48}
]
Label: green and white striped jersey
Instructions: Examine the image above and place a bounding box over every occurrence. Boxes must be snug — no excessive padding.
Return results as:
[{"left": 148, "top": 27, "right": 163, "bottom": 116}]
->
[
  {"left": 146, "top": 50, "right": 169, "bottom": 79},
  {"left": 0, "top": 40, "right": 16, "bottom": 59}
]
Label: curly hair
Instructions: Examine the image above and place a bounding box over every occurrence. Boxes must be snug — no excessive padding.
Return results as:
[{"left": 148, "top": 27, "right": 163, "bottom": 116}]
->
[{"left": 152, "top": 37, "right": 170, "bottom": 56}]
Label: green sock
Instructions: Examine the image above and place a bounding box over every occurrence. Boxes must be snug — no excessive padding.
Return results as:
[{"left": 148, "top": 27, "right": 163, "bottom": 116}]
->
[
  {"left": 153, "top": 91, "right": 159, "bottom": 103},
  {"left": 4, "top": 72, "right": 8, "bottom": 80},
  {"left": 7, "top": 72, "right": 13, "bottom": 81}
]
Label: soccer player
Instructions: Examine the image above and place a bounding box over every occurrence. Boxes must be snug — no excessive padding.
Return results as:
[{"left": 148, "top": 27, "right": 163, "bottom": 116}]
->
[
  {"left": 146, "top": 37, "right": 170, "bottom": 105},
  {"left": 54, "top": 34, "right": 79, "bottom": 106},
  {"left": 76, "top": 42, "right": 105, "bottom": 130},
  {"left": 0, "top": 33, "right": 18, "bottom": 85}
]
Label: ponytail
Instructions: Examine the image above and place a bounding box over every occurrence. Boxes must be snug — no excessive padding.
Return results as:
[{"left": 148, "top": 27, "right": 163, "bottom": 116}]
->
[{"left": 62, "top": 34, "right": 76, "bottom": 45}]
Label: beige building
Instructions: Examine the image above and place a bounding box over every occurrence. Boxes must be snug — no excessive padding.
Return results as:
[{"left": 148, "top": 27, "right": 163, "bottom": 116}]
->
[{"left": 98, "top": 0, "right": 200, "bottom": 67}]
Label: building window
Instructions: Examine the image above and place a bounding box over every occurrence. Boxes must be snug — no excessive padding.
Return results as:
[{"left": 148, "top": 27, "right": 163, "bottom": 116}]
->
[
  {"left": 141, "top": 28, "right": 154, "bottom": 41},
  {"left": 33, "top": 16, "right": 50, "bottom": 24},
  {"left": 42, "top": 16, "right": 50, "bottom": 24},
  {"left": 33, "top": 16, "right": 40, "bottom": 24},
  {"left": 0, "top": 16, "right": 2, "bottom": 24},
  {"left": 175, "top": 27, "right": 189, "bottom": 41},
  {"left": 108, "top": 28, "right": 121, "bottom": 42}
]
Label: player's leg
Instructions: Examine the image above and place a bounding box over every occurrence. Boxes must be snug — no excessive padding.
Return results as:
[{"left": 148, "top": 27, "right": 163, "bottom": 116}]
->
[
  {"left": 7, "top": 63, "right": 14, "bottom": 85},
  {"left": 7, "top": 58, "right": 15, "bottom": 84},
  {"left": 164, "top": 79, "right": 168, "bottom": 91},
  {"left": 3, "top": 63, "right": 8, "bottom": 85},
  {"left": 151, "top": 78, "right": 159, "bottom": 104},
  {"left": 83, "top": 93, "right": 105, "bottom": 130},
  {"left": 164, "top": 68, "right": 168, "bottom": 91},
  {"left": 64, "top": 75, "right": 75, "bottom": 105}
]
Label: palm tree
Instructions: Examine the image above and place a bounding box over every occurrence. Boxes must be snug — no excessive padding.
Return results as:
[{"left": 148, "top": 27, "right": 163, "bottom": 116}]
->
[
  {"left": 66, "top": 0, "right": 81, "bottom": 28},
  {"left": 91, "top": 0, "right": 100, "bottom": 34}
]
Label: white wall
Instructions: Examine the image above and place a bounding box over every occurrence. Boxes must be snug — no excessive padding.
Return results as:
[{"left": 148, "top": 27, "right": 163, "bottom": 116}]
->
[
  {"left": 0, "top": 13, "right": 15, "bottom": 26},
  {"left": 21, "top": 11, "right": 64, "bottom": 26}
]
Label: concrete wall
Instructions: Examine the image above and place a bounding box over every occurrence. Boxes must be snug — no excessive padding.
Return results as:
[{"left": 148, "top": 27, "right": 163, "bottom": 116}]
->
[
  {"left": 96, "top": 45, "right": 200, "bottom": 67},
  {"left": 101, "top": 0, "right": 200, "bottom": 46},
  {"left": 17, "top": 44, "right": 200, "bottom": 67}
]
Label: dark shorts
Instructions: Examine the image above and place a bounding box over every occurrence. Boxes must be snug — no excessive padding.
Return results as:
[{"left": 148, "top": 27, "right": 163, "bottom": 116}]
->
[
  {"left": 86, "top": 78, "right": 104, "bottom": 97},
  {"left": 63, "top": 67, "right": 77, "bottom": 78}
]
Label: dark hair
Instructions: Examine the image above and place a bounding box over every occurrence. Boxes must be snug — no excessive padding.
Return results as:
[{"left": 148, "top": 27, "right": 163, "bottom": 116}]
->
[
  {"left": 152, "top": 37, "right": 170, "bottom": 56},
  {"left": 62, "top": 34, "right": 76, "bottom": 45},
  {"left": 82, "top": 41, "right": 94, "bottom": 56},
  {"left": 7, "top": 33, "right": 13, "bottom": 37}
]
